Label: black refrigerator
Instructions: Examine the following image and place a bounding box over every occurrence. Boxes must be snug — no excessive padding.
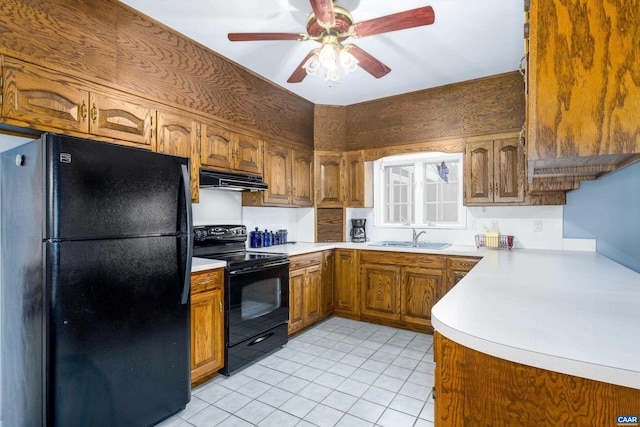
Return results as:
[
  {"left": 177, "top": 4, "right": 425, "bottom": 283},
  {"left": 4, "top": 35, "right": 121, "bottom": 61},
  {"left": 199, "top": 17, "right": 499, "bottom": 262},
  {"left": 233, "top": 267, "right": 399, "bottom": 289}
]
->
[{"left": 1, "top": 134, "right": 193, "bottom": 426}]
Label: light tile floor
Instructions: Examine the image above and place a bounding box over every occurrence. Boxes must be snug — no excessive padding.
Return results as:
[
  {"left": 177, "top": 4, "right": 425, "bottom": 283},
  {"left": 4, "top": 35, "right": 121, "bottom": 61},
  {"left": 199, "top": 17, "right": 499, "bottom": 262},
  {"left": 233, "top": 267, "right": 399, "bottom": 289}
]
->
[{"left": 157, "top": 317, "right": 435, "bottom": 427}]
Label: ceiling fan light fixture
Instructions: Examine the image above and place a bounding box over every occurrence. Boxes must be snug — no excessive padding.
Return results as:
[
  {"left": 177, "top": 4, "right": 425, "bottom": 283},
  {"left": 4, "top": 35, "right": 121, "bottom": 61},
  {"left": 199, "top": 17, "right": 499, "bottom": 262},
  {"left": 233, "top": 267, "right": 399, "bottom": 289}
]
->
[
  {"left": 339, "top": 46, "right": 358, "bottom": 73},
  {"left": 303, "top": 38, "right": 358, "bottom": 85}
]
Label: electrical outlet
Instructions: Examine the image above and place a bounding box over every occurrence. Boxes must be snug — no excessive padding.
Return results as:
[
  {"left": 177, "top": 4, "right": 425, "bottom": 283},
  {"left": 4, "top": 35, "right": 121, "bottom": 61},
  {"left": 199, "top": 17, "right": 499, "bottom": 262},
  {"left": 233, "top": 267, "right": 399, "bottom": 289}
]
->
[
  {"left": 490, "top": 220, "right": 498, "bottom": 231},
  {"left": 534, "top": 220, "right": 543, "bottom": 232}
]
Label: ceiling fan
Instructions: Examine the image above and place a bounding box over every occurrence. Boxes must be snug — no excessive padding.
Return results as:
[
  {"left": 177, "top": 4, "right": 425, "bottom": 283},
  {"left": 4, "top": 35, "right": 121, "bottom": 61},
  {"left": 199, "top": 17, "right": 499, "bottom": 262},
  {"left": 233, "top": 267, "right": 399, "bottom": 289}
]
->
[{"left": 228, "top": 0, "right": 435, "bottom": 84}]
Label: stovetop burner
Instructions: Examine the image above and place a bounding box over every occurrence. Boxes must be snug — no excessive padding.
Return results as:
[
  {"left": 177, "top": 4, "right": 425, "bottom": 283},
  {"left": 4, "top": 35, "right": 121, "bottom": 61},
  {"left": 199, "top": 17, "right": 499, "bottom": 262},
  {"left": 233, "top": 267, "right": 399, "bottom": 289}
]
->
[{"left": 193, "top": 225, "right": 288, "bottom": 269}]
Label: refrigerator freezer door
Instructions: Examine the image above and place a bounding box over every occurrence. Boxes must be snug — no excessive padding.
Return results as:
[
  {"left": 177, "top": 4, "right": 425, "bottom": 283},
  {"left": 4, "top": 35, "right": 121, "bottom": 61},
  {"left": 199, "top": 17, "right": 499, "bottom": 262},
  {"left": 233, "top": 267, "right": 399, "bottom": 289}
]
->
[
  {"left": 46, "top": 236, "right": 190, "bottom": 426},
  {"left": 45, "top": 134, "right": 190, "bottom": 240}
]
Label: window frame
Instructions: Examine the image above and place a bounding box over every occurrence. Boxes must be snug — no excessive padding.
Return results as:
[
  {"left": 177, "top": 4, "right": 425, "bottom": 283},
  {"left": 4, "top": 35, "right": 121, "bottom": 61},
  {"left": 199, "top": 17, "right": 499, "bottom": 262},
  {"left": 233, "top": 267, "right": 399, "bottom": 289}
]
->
[{"left": 373, "top": 152, "right": 466, "bottom": 230}]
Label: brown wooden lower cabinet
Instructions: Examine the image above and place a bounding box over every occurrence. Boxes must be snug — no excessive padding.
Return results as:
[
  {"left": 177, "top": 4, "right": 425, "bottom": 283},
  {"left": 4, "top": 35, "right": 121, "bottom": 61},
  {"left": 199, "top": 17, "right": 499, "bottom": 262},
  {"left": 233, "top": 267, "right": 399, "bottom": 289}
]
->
[
  {"left": 359, "top": 251, "right": 446, "bottom": 333},
  {"left": 292, "top": 249, "right": 480, "bottom": 335},
  {"left": 321, "top": 250, "right": 335, "bottom": 315},
  {"left": 334, "top": 249, "right": 360, "bottom": 319},
  {"left": 434, "top": 332, "right": 640, "bottom": 426},
  {"left": 190, "top": 268, "right": 224, "bottom": 386},
  {"left": 446, "top": 256, "right": 481, "bottom": 292},
  {"left": 289, "top": 252, "right": 324, "bottom": 335}
]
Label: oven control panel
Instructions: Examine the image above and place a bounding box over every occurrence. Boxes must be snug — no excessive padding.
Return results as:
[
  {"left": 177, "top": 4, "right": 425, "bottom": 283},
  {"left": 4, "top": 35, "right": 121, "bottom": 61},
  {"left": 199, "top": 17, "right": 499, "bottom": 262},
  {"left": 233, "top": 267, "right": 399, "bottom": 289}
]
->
[{"left": 194, "top": 225, "right": 247, "bottom": 242}]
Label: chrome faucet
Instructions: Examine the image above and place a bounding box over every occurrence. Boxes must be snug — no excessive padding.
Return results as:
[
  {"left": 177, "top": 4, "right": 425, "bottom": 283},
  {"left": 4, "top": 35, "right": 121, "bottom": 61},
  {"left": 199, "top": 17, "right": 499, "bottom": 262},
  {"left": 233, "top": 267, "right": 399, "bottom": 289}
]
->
[{"left": 412, "top": 228, "right": 426, "bottom": 243}]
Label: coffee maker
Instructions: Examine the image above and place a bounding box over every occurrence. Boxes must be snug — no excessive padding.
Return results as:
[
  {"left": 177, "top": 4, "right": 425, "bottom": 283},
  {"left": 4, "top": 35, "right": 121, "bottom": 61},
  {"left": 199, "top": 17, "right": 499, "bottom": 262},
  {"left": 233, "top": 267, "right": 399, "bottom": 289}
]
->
[{"left": 350, "top": 218, "right": 367, "bottom": 243}]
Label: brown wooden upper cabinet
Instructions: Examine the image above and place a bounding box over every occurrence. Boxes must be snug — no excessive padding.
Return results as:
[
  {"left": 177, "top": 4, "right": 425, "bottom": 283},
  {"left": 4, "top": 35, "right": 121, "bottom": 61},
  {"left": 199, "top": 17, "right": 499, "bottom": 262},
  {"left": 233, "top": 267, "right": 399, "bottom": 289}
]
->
[
  {"left": 527, "top": 0, "right": 640, "bottom": 179},
  {"left": 200, "top": 121, "right": 262, "bottom": 176},
  {"left": 315, "top": 151, "right": 345, "bottom": 207},
  {"left": 251, "top": 140, "right": 313, "bottom": 207},
  {"left": 345, "top": 151, "right": 373, "bottom": 208},
  {"left": 156, "top": 109, "right": 201, "bottom": 202},
  {"left": 464, "top": 136, "right": 525, "bottom": 205},
  {"left": 1, "top": 57, "right": 153, "bottom": 146}
]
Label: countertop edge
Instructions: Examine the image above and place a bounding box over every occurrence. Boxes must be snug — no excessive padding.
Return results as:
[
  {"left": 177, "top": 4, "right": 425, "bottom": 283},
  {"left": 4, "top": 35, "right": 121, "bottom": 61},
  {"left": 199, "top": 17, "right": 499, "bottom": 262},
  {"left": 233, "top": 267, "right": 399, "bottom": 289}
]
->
[
  {"left": 191, "top": 258, "right": 226, "bottom": 272},
  {"left": 431, "top": 249, "right": 640, "bottom": 390},
  {"left": 431, "top": 316, "right": 640, "bottom": 390}
]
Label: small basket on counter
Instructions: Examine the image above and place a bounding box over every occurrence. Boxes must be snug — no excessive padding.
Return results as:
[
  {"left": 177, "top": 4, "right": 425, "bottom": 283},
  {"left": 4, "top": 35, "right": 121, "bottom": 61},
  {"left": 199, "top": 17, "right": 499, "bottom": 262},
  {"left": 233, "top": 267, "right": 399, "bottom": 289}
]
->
[{"left": 475, "top": 233, "right": 514, "bottom": 250}]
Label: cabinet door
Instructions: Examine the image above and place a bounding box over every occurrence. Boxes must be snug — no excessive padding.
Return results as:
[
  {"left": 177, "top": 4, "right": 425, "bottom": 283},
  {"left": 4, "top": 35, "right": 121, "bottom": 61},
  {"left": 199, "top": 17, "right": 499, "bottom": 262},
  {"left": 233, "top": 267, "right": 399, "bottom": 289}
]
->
[
  {"left": 401, "top": 267, "right": 444, "bottom": 327},
  {"left": 464, "top": 140, "right": 494, "bottom": 205},
  {"left": 346, "top": 151, "right": 365, "bottom": 207},
  {"left": 316, "top": 152, "right": 344, "bottom": 207},
  {"left": 493, "top": 138, "right": 525, "bottom": 203},
  {"left": 2, "top": 58, "right": 89, "bottom": 134},
  {"left": 191, "top": 288, "right": 224, "bottom": 385},
  {"left": 322, "top": 250, "right": 335, "bottom": 315},
  {"left": 528, "top": 0, "right": 640, "bottom": 162},
  {"left": 289, "top": 267, "right": 306, "bottom": 335},
  {"left": 334, "top": 250, "right": 359, "bottom": 317},
  {"left": 156, "top": 110, "right": 200, "bottom": 202},
  {"left": 291, "top": 147, "right": 314, "bottom": 207},
  {"left": 360, "top": 263, "right": 401, "bottom": 321},
  {"left": 200, "top": 121, "right": 234, "bottom": 170},
  {"left": 263, "top": 141, "right": 291, "bottom": 205},
  {"left": 89, "top": 91, "right": 154, "bottom": 146},
  {"left": 304, "top": 265, "right": 323, "bottom": 324},
  {"left": 235, "top": 133, "right": 262, "bottom": 175}
]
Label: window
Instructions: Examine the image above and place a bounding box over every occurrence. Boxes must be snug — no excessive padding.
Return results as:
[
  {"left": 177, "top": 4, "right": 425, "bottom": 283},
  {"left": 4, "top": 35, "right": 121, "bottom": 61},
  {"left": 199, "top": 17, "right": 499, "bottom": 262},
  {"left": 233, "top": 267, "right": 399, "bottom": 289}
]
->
[{"left": 375, "top": 152, "right": 465, "bottom": 228}]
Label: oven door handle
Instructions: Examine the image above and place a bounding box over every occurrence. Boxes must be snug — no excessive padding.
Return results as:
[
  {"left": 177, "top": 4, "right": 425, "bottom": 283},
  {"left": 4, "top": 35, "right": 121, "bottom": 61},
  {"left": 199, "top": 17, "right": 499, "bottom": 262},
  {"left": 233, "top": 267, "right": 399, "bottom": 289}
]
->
[{"left": 228, "top": 259, "right": 290, "bottom": 275}]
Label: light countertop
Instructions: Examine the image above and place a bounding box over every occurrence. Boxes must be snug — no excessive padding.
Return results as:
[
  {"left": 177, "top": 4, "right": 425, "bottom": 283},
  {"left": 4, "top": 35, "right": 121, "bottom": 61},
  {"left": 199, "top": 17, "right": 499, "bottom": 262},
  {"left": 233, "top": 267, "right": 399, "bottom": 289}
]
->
[
  {"left": 191, "top": 257, "right": 225, "bottom": 272},
  {"left": 431, "top": 249, "right": 640, "bottom": 390},
  {"left": 190, "top": 241, "right": 640, "bottom": 389},
  {"left": 245, "top": 241, "right": 485, "bottom": 257}
]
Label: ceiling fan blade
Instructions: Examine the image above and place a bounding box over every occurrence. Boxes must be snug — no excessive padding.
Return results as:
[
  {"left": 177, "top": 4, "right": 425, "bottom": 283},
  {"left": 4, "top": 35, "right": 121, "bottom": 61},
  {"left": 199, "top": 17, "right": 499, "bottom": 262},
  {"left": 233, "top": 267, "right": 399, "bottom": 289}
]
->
[
  {"left": 310, "top": 0, "right": 336, "bottom": 27},
  {"left": 348, "top": 45, "right": 391, "bottom": 78},
  {"left": 228, "top": 33, "right": 305, "bottom": 42},
  {"left": 351, "top": 6, "right": 435, "bottom": 38},
  {"left": 287, "top": 51, "right": 316, "bottom": 83}
]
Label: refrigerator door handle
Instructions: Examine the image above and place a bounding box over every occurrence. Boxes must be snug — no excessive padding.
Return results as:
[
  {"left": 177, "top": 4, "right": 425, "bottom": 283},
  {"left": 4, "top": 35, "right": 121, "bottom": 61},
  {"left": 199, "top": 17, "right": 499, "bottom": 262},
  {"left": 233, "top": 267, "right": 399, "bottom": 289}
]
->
[{"left": 181, "top": 164, "right": 193, "bottom": 305}]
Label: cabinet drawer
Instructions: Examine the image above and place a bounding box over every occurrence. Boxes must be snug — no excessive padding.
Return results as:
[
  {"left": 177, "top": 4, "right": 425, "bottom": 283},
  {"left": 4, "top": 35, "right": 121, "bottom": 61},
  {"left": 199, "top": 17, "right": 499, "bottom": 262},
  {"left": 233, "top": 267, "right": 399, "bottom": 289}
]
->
[
  {"left": 290, "top": 252, "right": 322, "bottom": 271},
  {"left": 447, "top": 256, "right": 480, "bottom": 272},
  {"left": 191, "top": 269, "right": 224, "bottom": 294},
  {"left": 360, "top": 251, "right": 445, "bottom": 269}
]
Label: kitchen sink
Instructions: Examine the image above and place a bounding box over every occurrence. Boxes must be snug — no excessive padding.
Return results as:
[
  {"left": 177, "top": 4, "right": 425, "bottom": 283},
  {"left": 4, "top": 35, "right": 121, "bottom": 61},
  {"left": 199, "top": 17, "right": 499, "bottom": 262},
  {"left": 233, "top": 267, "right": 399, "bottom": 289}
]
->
[{"left": 368, "top": 241, "right": 451, "bottom": 250}]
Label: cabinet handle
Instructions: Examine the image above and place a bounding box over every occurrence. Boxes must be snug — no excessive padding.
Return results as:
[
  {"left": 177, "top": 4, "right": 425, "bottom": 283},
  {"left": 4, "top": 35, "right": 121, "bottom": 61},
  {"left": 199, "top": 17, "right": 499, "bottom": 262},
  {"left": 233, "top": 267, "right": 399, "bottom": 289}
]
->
[
  {"left": 91, "top": 103, "right": 98, "bottom": 123},
  {"left": 80, "top": 101, "right": 88, "bottom": 121},
  {"left": 219, "top": 300, "right": 222, "bottom": 313}
]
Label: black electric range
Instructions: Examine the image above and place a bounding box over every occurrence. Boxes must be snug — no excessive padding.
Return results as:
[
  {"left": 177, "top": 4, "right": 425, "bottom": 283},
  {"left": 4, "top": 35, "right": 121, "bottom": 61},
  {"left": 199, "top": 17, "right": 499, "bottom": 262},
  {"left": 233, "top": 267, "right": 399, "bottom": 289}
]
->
[
  {"left": 193, "top": 224, "right": 290, "bottom": 375},
  {"left": 193, "top": 225, "right": 288, "bottom": 270}
]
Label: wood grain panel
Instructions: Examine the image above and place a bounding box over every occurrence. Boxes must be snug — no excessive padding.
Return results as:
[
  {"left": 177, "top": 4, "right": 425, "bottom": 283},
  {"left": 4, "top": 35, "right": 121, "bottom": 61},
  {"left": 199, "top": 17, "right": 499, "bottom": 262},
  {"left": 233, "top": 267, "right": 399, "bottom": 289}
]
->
[
  {"left": 435, "top": 333, "right": 640, "bottom": 426},
  {"left": 345, "top": 72, "right": 525, "bottom": 151},
  {"left": 315, "top": 208, "right": 344, "bottom": 243},
  {"left": 0, "top": 0, "right": 118, "bottom": 84},
  {"left": 334, "top": 249, "right": 359, "bottom": 317},
  {"left": 314, "top": 105, "right": 346, "bottom": 151},
  {"left": 528, "top": 0, "right": 640, "bottom": 161},
  {"left": 360, "top": 251, "right": 445, "bottom": 269},
  {"left": 360, "top": 264, "right": 400, "bottom": 321},
  {"left": 401, "top": 266, "right": 443, "bottom": 327},
  {"left": 0, "top": 0, "right": 314, "bottom": 146}
]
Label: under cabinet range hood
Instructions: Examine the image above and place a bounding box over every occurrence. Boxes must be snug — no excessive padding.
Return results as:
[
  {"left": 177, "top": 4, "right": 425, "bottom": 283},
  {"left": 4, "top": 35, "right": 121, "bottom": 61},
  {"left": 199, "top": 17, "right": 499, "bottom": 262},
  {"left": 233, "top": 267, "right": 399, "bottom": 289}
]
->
[{"left": 199, "top": 168, "right": 268, "bottom": 192}]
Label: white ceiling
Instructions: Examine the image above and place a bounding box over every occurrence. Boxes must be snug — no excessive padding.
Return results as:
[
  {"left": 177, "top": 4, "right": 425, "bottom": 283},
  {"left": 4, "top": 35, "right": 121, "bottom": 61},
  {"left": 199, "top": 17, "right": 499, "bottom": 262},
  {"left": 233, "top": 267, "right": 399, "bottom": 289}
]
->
[{"left": 120, "top": 0, "right": 524, "bottom": 106}]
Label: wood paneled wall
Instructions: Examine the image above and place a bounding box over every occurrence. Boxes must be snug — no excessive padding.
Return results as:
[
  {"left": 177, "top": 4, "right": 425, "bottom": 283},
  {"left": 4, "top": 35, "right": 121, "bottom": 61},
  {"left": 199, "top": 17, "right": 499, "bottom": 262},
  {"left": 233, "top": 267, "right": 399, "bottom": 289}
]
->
[
  {"left": 0, "top": 0, "right": 314, "bottom": 146},
  {"left": 314, "top": 105, "right": 346, "bottom": 151},
  {"left": 344, "top": 72, "right": 525, "bottom": 151}
]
